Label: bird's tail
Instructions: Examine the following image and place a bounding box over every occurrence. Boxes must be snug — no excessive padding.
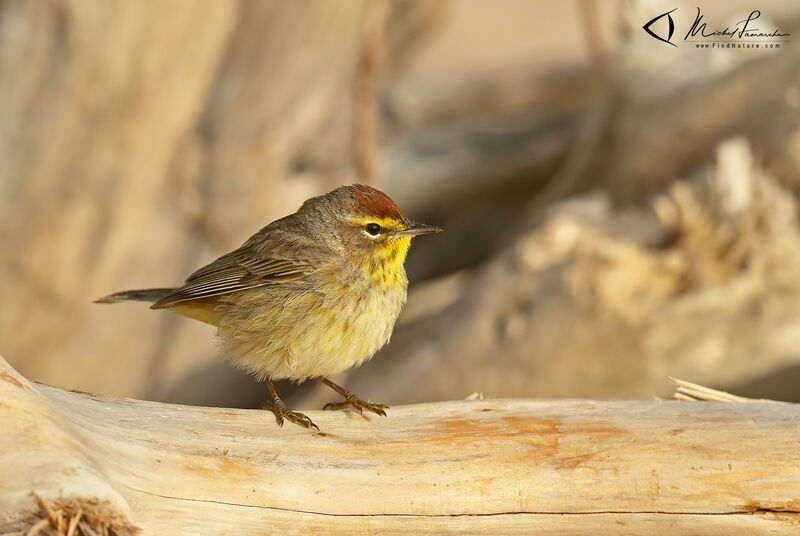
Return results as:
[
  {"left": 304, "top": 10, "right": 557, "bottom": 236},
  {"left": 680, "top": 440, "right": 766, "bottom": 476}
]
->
[
  {"left": 95, "top": 287, "right": 217, "bottom": 325},
  {"left": 94, "top": 288, "right": 173, "bottom": 304}
]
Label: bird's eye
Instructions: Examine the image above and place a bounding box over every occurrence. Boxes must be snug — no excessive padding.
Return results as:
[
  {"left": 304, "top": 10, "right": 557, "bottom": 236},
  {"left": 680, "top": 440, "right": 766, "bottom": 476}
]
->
[{"left": 365, "top": 223, "right": 382, "bottom": 236}]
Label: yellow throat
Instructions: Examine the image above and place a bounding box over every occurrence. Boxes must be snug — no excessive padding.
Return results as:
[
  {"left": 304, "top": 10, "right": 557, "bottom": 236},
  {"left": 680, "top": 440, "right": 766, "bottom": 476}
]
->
[{"left": 367, "top": 236, "right": 411, "bottom": 289}]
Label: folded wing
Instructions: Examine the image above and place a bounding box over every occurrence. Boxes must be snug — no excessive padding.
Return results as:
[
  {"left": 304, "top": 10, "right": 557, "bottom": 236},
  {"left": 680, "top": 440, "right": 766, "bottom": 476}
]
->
[{"left": 151, "top": 241, "right": 317, "bottom": 309}]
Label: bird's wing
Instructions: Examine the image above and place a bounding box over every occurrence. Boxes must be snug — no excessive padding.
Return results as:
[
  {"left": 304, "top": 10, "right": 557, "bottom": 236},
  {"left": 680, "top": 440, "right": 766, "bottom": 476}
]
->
[{"left": 151, "top": 241, "right": 317, "bottom": 309}]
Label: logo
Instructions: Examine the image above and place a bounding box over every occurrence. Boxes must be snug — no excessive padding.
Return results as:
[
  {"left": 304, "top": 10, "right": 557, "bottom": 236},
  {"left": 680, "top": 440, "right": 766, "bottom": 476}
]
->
[
  {"left": 643, "top": 7, "right": 790, "bottom": 49},
  {"left": 643, "top": 8, "right": 677, "bottom": 47}
]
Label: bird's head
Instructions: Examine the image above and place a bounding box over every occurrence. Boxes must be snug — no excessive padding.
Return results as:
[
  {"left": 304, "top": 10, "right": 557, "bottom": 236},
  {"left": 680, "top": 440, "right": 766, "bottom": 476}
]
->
[{"left": 302, "top": 184, "right": 441, "bottom": 272}]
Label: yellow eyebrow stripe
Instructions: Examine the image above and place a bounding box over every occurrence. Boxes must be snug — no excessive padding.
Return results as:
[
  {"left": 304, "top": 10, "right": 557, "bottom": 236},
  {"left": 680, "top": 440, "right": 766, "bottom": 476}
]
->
[{"left": 349, "top": 216, "right": 404, "bottom": 230}]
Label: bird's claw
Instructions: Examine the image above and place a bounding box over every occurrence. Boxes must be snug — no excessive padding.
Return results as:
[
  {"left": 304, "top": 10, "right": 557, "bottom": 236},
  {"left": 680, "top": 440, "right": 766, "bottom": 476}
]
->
[
  {"left": 323, "top": 395, "right": 389, "bottom": 417},
  {"left": 263, "top": 400, "right": 319, "bottom": 431}
]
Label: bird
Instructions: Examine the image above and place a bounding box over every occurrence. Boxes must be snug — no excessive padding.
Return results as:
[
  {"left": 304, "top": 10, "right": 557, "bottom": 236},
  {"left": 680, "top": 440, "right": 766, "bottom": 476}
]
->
[{"left": 96, "top": 184, "right": 441, "bottom": 431}]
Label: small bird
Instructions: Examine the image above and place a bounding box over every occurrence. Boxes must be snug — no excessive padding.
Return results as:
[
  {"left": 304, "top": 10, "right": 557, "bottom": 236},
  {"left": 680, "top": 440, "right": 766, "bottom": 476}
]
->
[{"left": 97, "top": 184, "right": 440, "bottom": 430}]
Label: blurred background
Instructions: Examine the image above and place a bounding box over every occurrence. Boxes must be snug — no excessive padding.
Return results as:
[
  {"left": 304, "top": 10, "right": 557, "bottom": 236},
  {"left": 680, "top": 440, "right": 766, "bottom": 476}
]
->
[{"left": 2, "top": 0, "right": 800, "bottom": 410}]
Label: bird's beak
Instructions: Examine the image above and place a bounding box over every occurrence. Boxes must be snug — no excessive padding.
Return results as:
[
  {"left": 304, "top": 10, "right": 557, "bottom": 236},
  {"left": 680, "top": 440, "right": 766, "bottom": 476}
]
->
[{"left": 396, "top": 222, "right": 443, "bottom": 237}]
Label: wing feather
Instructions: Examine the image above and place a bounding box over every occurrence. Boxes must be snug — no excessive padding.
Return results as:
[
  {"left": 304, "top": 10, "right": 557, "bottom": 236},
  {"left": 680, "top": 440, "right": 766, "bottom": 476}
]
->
[{"left": 151, "top": 233, "right": 319, "bottom": 309}]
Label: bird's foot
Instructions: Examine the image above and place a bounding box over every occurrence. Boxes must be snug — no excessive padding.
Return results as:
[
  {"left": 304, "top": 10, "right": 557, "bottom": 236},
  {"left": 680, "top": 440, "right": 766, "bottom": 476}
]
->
[
  {"left": 323, "top": 394, "right": 389, "bottom": 417},
  {"left": 263, "top": 398, "right": 319, "bottom": 431}
]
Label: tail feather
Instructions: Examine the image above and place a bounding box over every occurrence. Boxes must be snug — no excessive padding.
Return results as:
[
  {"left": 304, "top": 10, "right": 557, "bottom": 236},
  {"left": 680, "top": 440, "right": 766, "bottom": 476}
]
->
[{"left": 94, "top": 288, "right": 173, "bottom": 304}]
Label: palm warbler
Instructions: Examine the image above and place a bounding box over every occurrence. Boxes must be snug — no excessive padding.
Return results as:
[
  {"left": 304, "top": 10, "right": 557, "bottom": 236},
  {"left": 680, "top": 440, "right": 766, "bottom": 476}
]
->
[{"left": 97, "top": 184, "right": 440, "bottom": 430}]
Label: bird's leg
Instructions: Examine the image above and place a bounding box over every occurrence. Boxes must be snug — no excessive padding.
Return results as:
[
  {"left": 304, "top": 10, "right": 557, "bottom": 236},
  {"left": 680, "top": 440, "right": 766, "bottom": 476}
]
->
[
  {"left": 264, "top": 377, "right": 319, "bottom": 431},
  {"left": 318, "top": 377, "right": 389, "bottom": 416}
]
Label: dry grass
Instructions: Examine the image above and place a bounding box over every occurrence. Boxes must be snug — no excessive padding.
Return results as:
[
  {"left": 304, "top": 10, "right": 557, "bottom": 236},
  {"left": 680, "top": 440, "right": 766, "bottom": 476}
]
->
[
  {"left": 7, "top": 493, "right": 139, "bottom": 536},
  {"left": 669, "top": 377, "right": 779, "bottom": 403}
]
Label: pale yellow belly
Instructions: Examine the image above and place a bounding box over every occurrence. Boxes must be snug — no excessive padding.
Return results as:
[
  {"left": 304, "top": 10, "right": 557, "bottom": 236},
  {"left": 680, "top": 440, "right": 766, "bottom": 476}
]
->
[{"left": 213, "top": 278, "right": 407, "bottom": 382}]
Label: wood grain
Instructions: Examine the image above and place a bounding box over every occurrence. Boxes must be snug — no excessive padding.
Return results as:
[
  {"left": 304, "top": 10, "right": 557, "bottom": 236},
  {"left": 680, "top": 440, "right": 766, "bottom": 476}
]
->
[{"left": 1, "top": 355, "right": 798, "bottom": 535}]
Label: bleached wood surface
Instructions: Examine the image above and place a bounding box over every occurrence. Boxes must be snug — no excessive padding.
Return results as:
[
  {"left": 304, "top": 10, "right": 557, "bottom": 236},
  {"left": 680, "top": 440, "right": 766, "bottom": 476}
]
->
[{"left": 1, "top": 354, "right": 798, "bottom": 535}]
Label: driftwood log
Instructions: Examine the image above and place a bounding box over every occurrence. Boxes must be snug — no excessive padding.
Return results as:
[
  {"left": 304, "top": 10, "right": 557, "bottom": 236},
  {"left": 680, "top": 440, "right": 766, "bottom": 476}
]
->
[{"left": 1, "top": 355, "right": 799, "bottom": 535}]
